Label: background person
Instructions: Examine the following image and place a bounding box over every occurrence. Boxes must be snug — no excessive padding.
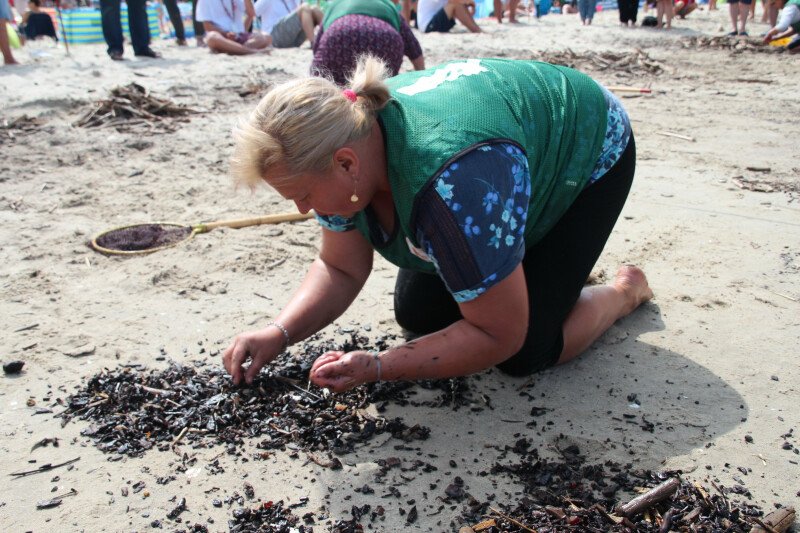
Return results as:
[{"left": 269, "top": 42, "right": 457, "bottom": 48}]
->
[
  {"left": 577, "top": 0, "right": 597, "bottom": 24},
  {"left": 223, "top": 57, "right": 653, "bottom": 392},
  {"left": 416, "top": 0, "right": 483, "bottom": 33},
  {"left": 197, "top": 0, "right": 272, "bottom": 54},
  {"left": 727, "top": 0, "right": 752, "bottom": 35},
  {"left": 673, "top": 0, "right": 696, "bottom": 18},
  {"left": 20, "top": 0, "right": 57, "bottom": 41},
  {"left": 100, "top": 0, "right": 160, "bottom": 60},
  {"left": 763, "top": 0, "right": 800, "bottom": 47},
  {"left": 254, "top": 0, "right": 322, "bottom": 48},
  {"left": 618, "top": 0, "right": 638, "bottom": 25},
  {"left": 1, "top": 0, "right": 19, "bottom": 64},
  {"left": 311, "top": 0, "right": 425, "bottom": 86}
]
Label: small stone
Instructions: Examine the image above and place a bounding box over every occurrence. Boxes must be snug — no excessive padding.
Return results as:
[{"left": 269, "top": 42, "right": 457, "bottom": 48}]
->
[
  {"left": 3, "top": 360, "right": 24, "bottom": 374},
  {"left": 744, "top": 435, "right": 754, "bottom": 443}
]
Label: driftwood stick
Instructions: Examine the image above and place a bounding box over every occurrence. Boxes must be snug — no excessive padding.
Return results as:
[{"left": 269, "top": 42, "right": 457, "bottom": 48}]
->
[
  {"left": 616, "top": 477, "right": 681, "bottom": 518},
  {"left": 750, "top": 507, "right": 795, "bottom": 533},
  {"left": 489, "top": 507, "right": 537, "bottom": 533},
  {"left": 656, "top": 130, "right": 696, "bottom": 142},
  {"left": 659, "top": 508, "right": 675, "bottom": 533},
  {"left": 10, "top": 457, "right": 81, "bottom": 478},
  {"left": 137, "top": 384, "right": 175, "bottom": 396}
]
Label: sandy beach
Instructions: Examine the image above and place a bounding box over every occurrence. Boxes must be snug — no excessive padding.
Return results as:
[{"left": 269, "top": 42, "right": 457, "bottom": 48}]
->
[{"left": 1, "top": 6, "right": 799, "bottom": 531}]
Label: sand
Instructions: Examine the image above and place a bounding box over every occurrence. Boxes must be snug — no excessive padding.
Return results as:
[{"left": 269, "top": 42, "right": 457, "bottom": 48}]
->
[{"left": 1, "top": 6, "right": 799, "bottom": 532}]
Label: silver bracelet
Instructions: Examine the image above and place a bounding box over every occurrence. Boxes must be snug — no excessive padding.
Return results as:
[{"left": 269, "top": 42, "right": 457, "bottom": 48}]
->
[
  {"left": 266, "top": 321, "right": 290, "bottom": 352},
  {"left": 368, "top": 350, "right": 382, "bottom": 382}
]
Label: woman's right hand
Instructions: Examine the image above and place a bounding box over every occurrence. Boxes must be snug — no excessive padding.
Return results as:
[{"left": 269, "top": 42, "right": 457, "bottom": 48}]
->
[{"left": 222, "top": 327, "right": 286, "bottom": 386}]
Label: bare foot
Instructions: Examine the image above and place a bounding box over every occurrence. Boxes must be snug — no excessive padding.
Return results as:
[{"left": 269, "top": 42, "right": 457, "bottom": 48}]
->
[{"left": 613, "top": 265, "right": 654, "bottom": 314}]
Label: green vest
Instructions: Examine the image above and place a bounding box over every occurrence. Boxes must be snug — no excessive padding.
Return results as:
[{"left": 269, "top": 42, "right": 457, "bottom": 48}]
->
[
  {"left": 322, "top": 0, "right": 401, "bottom": 31},
  {"left": 354, "top": 59, "right": 608, "bottom": 273}
]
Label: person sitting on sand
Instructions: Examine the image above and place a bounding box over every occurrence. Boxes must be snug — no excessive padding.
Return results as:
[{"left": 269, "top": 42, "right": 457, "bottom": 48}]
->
[
  {"left": 196, "top": 0, "right": 272, "bottom": 55},
  {"left": 20, "top": 0, "right": 57, "bottom": 42},
  {"left": 311, "top": 0, "right": 425, "bottom": 86},
  {"left": 222, "top": 56, "right": 653, "bottom": 392},
  {"left": 254, "top": 0, "right": 322, "bottom": 49},
  {"left": 562, "top": 0, "right": 578, "bottom": 14},
  {"left": 417, "top": 0, "right": 483, "bottom": 33},
  {"left": 673, "top": 0, "right": 696, "bottom": 18},
  {"left": 763, "top": 0, "right": 800, "bottom": 51}
]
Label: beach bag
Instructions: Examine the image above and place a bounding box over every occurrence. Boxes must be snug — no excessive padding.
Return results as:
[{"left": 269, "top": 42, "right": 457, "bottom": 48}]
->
[{"left": 642, "top": 15, "right": 657, "bottom": 26}]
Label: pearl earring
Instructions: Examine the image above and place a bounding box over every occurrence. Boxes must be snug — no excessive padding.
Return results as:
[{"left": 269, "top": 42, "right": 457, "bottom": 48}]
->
[{"left": 351, "top": 181, "right": 358, "bottom": 203}]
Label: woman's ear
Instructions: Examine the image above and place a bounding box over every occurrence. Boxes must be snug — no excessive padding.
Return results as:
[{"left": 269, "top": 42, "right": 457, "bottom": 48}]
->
[{"left": 333, "top": 147, "right": 359, "bottom": 175}]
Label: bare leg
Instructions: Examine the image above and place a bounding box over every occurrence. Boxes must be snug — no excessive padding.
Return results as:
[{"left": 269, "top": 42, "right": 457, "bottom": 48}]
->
[
  {"left": 298, "top": 5, "right": 323, "bottom": 44},
  {"left": 557, "top": 265, "right": 653, "bottom": 364},
  {"left": 709, "top": 0, "right": 716, "bottom": 9},
  {"left": 728, "top": 2, "right": 739, "bottom": 33},
  {"left": 664, "top": 0, "right": 673, "bottom": 27},
  {"left": 494, "top": 0, "right": 503, "bottom": 22},
  {"left": 738, "top": 2, "right": 748, "bottom": 33},
  {"left": 445, "top": 3, "right": 483, "bottom": 32},
  {"left": 656, "top": 0, "right": 664, "bottom": 26},
  {"left": 206, "top": 31, "right": 261, "bottom": 55},
  {"left": 0, "top": 19, "right": 19, "bottom": 65}
]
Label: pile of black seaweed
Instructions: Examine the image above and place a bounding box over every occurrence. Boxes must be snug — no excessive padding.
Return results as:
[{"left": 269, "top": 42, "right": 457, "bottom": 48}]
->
[
  {"left": 58, "top": 331, "right": 477, "bottom": 459},
  {"left": 457, "top": 440, "right": 784, "bottom": 532}
]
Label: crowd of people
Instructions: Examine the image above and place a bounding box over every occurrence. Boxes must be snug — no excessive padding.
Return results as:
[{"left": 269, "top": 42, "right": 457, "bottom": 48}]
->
[{"left": 2, "top": 0, "right": 799, "bottom": 66}]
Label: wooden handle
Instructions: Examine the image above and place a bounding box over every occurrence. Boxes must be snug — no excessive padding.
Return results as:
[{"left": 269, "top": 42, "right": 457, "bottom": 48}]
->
[
  {"left": 607, "top": 86, "right": 653, "bottom": 94},
  {"left": 197, "top": 211, "right": 314, "bottom": 232}
]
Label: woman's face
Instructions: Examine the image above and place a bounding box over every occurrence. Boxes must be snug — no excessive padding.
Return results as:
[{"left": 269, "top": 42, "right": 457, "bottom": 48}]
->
[
  {"left": 267, "top": 167, "right": 360, "bottom": 219},
  {"left": 267, "top": 148, "right": 367, "bottom": 218}
]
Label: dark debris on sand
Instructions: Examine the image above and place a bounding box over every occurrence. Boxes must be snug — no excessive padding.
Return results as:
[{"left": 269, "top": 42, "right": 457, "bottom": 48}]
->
[
  {"left": 459, "top": 441, "right": 778, "bottom": 532},
  {"left": 58, "top": 331, "right": 483, "bottom": 460}
]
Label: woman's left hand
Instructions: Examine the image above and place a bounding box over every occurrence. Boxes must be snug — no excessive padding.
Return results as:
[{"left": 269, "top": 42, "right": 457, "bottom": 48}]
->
[{"left": 310, "top": 350, "right": 375, "bottom": 392}]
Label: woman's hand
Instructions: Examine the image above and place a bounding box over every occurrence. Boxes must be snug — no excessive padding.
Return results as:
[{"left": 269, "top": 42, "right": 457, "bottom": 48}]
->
[
  {"left": 310, "top": 350, "right": 376, "bottom": 393},
  {"left": 222, "top": 327, "right": 285, "bottom": 386}
]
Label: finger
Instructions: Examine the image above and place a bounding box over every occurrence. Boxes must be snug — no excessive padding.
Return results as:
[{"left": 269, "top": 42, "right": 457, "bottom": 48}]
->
[
  {"left": 311, "top": 351, "right": 343, "bottom": 373},
  {"left": 229, "top": 342, "right": 249, "bottom": 386},
  {"left": 222, "top": 344, "right": 233, "bottom": 374},
  {"left": 244, "top": 353, "right": 267, "bottom": 385}
]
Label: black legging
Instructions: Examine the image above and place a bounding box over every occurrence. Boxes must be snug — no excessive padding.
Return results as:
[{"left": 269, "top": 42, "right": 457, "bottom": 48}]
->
[
  {"left": 619, "top": 0, "right": 639, "bottom": 23},
  {"left": 162, "top": 0, "right": 186, "bottom": 41},
  {"left": 393, "top": 135, "right": 637, "bottom": 376}
]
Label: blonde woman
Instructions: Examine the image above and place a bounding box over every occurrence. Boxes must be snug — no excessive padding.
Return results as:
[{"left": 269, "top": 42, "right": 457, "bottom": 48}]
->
[{"left": 222, "top": 57, "right": 653, "bottom": 391}]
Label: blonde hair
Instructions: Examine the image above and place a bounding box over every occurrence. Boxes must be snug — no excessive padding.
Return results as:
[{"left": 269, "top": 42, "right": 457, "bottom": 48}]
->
[{"left": 232, "top": 56, "right": 393, "bottom": 189}]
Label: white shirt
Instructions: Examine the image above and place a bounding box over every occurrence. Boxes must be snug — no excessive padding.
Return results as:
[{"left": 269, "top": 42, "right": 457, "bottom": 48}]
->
[
  {"left": 254, "top": 0, "right": 299, "bottom": 34},
  {"left": 776, "top": 4, "right": 800, "bottom": 32},
  {"left": 417, "top": 0, "right": 448, "bottom": 32},
  {"left": 196, "top": 0, "right": 247, "bottom": 33}
]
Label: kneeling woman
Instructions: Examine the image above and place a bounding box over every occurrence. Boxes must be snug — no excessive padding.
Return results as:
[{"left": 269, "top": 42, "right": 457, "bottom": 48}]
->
[
  {"left": 311, "top": 0, "right": 424, "bottom": 86},
  {"left": 223, "top": 57, "right": 653, "bottom": 391}
]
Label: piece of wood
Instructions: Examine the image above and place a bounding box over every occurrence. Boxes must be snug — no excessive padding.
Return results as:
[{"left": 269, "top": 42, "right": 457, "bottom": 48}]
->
[
  {"left": 750, "top": 507, "right": 795, "bottom": 533},
  {"left": 489, "top": 507, "right": 537, "bottom": 532},
  {"left": 656, "top": 130, "right": 696, "bottom": 142},
  {"left": 616, "top": 477, "right": 681, "bottom": 518},
  {"left": 607, "top": 86, "right": 653, "bottom": 94}
]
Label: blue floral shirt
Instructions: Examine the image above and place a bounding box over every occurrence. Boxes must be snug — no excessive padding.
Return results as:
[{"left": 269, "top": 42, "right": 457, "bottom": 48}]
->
[{"left": 318, "top": 88, "right": 631, "bottom": 303}]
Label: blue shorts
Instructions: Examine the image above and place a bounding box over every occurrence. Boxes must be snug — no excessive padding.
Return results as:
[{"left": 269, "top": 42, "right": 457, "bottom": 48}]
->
[
  {"left": 424, "top": 8, "right": 456, "bottom": 33},
  {"left": 0, "top": 0, "right": 14, "bottom": 21},
  {"left": 727, "top": 0, "right": 752, "bottom": 5}
]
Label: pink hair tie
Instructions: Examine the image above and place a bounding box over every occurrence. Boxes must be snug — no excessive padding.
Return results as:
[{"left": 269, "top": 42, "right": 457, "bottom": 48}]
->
[{"left": 342, "top": 89, "right": 358, "bottom": 102}]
